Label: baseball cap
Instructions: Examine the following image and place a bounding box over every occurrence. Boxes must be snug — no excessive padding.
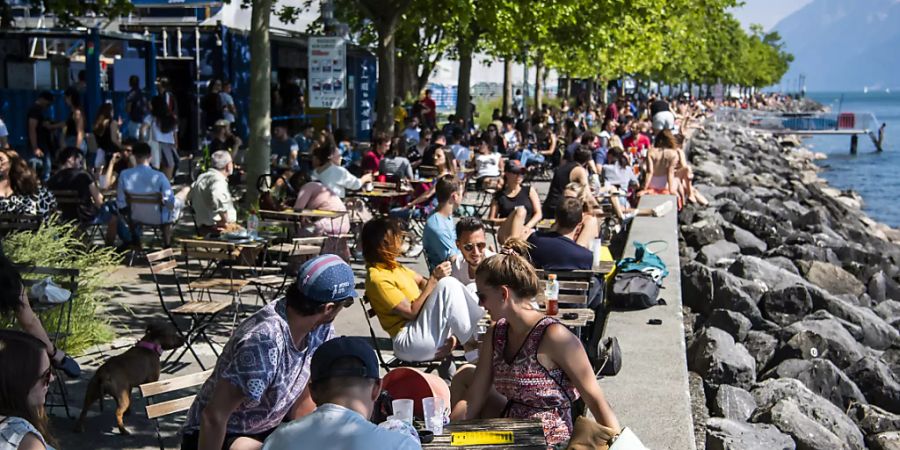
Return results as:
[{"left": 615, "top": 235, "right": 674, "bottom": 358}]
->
[
  {"left": 296, "top": 254, "right": 358, "bottom": 303},
  {"left": 505, "top": 159, "right": 525, "bottom": 174},
  {"left": 310, "top": 336, "right": 380, "bottom": 383},
  {"left": 214, "top": 119, "right": 230, "bottom": 128}
]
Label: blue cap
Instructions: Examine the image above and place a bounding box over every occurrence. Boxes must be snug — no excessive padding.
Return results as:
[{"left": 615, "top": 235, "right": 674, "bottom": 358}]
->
[
  {"left": 296, "top": 254, "right": 358, "bottom": 303},
  {"left": 310, "top": 337, "right": 380, "bottom": 383}
]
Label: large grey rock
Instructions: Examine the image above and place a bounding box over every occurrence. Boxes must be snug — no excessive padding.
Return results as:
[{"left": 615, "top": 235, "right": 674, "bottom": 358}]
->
[
  {"left": 707, "top": 309, "right": 752, "bottom": 342},
  {"left": 725, "top": 224, "right": 768, "bottom": 255},
  {"left": 711, "top": 385, "right": 757, "bottom": 421},
  {"left": 706, "top": 417, "right": 795, "bottom": 450},
  {"left": 684, "top": 219, "right": 726, "bottom": 248},
  {"left": 700, "top": 240, "right": 742, "bottom": 266},
  {"left": 696, "top": 160, "right": 730, "bottom": 185},
  {"left": 870, "top": 431, "right": 900, "bottom": 450},
  {"left": 762, "top": 358, "right": 866, "bottom": 409},
  {"left": 729, "top": 256, "right": 808, "bottom": 292},
  {"left": 688, "top": 327, "right": 757, "bottom": 390},
  {"left": 713, "top": 268, "right": 768, "bottom": 301},
  {"left": 711, "top": 270, "right": 766, "bottom": 326},
  {"left": 869, "top": 271, "right": 889, "bottom": 303},
  {"left": 847, "top": 403, "right": 900, "bottom": 436},
  {"left": 883, "top": 347, "right": 900, "bottom": 379},
  {"left": 874, "top": 300, "right": 900, "bottom": 324},
  {"left": 751, "top": 378, "right": 865, "bottom": 450},
  {"left": 760, "top": 286, "right": 813, "bottom": 327},
  {"left": 797, "top": 260, "right": 866, "bottom": 297},
  {"left": 807, "top": 287, "right": 900, "bottom": 350},
  {"left": 782, "top": 317, "right": 866, "bottom": 369},
  {"left": 683, "top": 262, "right": 715, "bottom": 315},
  {"left": 845, "top": 356, "right": 900, "bottom": 414},
  {"left": 744, "top": 331, "right": 779, "bottom": 374},
  {"left": 764, "top": 256, "right": 800, "bottom": 276},
  {"left": 754, "top": 399, "right": 848, "bottom": 450}
]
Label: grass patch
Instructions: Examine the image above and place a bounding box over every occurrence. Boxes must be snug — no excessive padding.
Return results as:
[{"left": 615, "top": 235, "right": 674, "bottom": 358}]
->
[
  {"left": 473, "top": 96, "right": 566, "bottom": 130},
  {"left": 2, "top": 216, "right": 121, "bottom": 355}
]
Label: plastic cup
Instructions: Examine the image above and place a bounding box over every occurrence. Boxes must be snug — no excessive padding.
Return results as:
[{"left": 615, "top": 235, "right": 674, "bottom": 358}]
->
[
  {"left": 422, "top": 396, "right": 445, "bottom": 435},
  {"left": 392, "top": 399, "right": 414, "bottom": 424}
]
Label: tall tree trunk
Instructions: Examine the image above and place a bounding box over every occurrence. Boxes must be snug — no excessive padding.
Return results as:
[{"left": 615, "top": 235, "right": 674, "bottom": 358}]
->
[
  {"left": 502, "top": 58, "right": 512, "bottom": 116},
  {"left": 374, "top": 21, "right": 397, "bottom": 135},
  {"left": 244, "top": 0, "right": 273, "bottom": 207},
  {"left": 534, "top": 52, "right": 544, "bottom": 112},
  {"left": 563, "top": 75, "right": 571, "bottom": 99},
  {"left": 455, "top": 37, "right": 474, "bottom": 123}
]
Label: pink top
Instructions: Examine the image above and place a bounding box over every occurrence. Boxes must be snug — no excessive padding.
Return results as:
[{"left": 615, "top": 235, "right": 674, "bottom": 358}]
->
[{"left": 294, "top": 181, "right": 347, "bottom": 213}]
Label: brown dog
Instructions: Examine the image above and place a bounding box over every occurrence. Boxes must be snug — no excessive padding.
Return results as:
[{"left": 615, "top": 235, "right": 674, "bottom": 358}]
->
[{"left": 74, "top": 322, "right": 184, "bottom": 434}]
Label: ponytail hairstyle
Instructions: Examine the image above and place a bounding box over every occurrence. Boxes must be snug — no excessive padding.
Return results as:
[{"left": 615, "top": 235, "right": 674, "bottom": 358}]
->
[{"left": 476, "top": 238, "right": 539, "bottom": 299}]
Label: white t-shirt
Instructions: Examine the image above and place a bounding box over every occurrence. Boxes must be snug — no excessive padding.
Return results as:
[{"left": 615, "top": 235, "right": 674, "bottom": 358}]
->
[
  {"left": 474, "top": 153, "right": 501, "bottom": 178},
  {"left": 451, "top": 250, "right": 496, "bottom": 293},
  {"left": 311, "top": 164, "right": 362, "bottom": 198},
  {"left": 143, "top": 116, "right": 177, "bottom": 144},
  {"left": 262, "top": 403, "right": 421, "bottom": 450},
  {"left": 220, "top": 92, "right": 236, "bottom": 123}
]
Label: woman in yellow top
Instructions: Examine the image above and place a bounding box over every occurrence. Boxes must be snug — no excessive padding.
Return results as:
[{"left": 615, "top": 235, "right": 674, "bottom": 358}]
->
[{"left": 362, "top": 217, "right": 484, "bottom": 362}]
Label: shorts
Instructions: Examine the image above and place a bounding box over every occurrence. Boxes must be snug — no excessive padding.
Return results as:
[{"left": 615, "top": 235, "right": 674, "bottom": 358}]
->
[
  {"left": 652, "top": 111, "right": 676, "bottom": 133},
  {"left": 180, "top": 427, "right": 276, "bottom": 450}
]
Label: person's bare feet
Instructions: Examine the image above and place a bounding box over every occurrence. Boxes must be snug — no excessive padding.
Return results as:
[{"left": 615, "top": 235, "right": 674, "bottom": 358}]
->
[{"left": 434, "top": 336, "right": 457, "bottom": 360}]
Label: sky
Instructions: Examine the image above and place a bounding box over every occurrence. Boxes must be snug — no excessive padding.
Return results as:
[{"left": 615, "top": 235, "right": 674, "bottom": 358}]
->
[{"left": 730, "top": 0, "right": 814, "bottom": 31}]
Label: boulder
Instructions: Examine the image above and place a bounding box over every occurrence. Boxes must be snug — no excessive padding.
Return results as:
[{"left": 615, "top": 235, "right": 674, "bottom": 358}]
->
[
  {"left": 700, "top": 240, "right": 742, "bottom": 266},
  {"left": 706, "top": 417, "right": 795, "bottom": 450},
  {"left": 696, "top": 160, "right": 730, "bottom": 185},
  {"left": 751, "top": 378, "right": 865, "bottom": 450},
  {"left": 682, "top": 262, "right": 715, "bottom": 315},
  {"left": 874, "top": 300, "right": 900, "bottom": 324},
  {"left": 729, "top": 256, "right": 808, "bottom": 292},
  {"left": 762, "top": 358, "right": 866, "bottom": 409},
  {"left": 883, "top": 347, "right": 900, "bottom": 379},
  {"left": 683, "top": 219, "right": 726, "bottom": 248},
  {"left": 845, "top": 356, "right": 900, "bottom": 414},
  {"left": 713, "top": 268, "right": 768, "bottom": 301},
  {"left": 847, "top": 403, "right": 900, "bottom": 436},
  {"left": 711, "top": 385, "right": 757, "bottom": 421},
  {"left": 706, "top": 309, "right": 753, "bottom": 342},
  {"left": 725, "top": 224, "right": 768, "bottom": 255},
  {"left": 782, "top": 318, "right": 865, "bottom": 369},
  {"left": 807, "top": 287, "right": 900, "bottom": 350},
  {"left": 688, "top": 327, "right": 757, "bottom": 390},
  {"left": 764, "top": 256, "right": 800, "bottom": 276},
  {"left": 744, "top": 331, "right": 779, "bottom": 374},
  {"left": 754, "top": 399, "right": 848, "bottom": 450},
  {"left": 732, "top": 210, "right": 787, "bottom": 247},
  {"left": 760, "top": 286, "right": 813, "bottom": 327},
  {"left": 869, "top": 271, "right": 889, "bottom": 304},
  {"left": 797, "top": 260, "right": 866, "bottom": 297},
  {"left": 870, "top": 431, "right": 900, "bottom": 450},
  {"left": 796, "top": 207, "right": 832, "bottom": 229}
]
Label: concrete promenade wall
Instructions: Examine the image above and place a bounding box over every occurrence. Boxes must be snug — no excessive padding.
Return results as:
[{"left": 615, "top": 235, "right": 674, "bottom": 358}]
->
[{"left": 599, "top": 194, "right": 697, "bottom": 450}]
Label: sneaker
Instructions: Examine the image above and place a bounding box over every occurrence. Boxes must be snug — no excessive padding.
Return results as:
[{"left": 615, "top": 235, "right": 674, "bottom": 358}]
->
[
  {"left": 405, "top": 243, "right": 423, "bottom": 257},
  {"left": 57, "top": 355, "right": 81, "bottom": 378}
]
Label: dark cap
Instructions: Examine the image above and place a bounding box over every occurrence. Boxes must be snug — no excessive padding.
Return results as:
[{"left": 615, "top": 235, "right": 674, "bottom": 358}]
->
[
  {"left": 310, "top": 337, "right": 380, "bottom": 383},
  {"left": 505, "top": 159, "right": 525, "bottom": 174}
]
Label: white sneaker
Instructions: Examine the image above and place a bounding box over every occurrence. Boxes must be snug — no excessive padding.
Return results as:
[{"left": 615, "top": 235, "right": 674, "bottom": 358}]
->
[{"left": 406, "top": 243, "right": 424, "bottom": 257}]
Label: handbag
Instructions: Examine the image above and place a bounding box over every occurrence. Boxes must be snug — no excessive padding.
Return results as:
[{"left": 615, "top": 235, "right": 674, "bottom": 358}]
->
[
  {"left": 567, "top": 417, "right": 647, "bottom": 450},
  {"left": 610, "top": 272, "right": 661, "bottom": 310},
  {"left": 596, "top": 336, "right": 622, "bottom": 376}
]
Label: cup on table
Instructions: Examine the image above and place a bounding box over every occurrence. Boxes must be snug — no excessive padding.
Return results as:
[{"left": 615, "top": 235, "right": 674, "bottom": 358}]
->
[
  {"left": 392, "top": 399, "right": 414, "bottom": 425},
  {"left": 422, "top": 396, "right": 445, "bottom": 435},
  {"left": 365, "top": 182, "right": 374, "bottom": 192}
]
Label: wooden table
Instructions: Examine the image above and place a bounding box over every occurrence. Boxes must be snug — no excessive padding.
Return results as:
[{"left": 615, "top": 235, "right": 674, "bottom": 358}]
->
[
  {"left": 536, "top": 219, "right": 555, "bottom": 230},
  {"left": 348, "top": 189, "right": 409, "bottom": 198},
  {"left": 259, "top": 209, "right": 348, "bottom": 220},
  {"left": 422, "top": 418, "right": 546, "bottom": 449}
]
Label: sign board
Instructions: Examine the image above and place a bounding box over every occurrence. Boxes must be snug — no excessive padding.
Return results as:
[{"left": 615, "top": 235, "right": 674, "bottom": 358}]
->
[{"left": 308, "top": 37, "right": 347, "bottom": 109}]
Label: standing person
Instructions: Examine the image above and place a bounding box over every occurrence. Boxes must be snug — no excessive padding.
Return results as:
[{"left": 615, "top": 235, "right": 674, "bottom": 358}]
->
[
  {"left": 650, "top": 96, "right": 675, "bottom": 133},
  {"left": 450, "top": 217, "right": 495, "bottom": 293},
  {"left": 142, "top": 95, "right": 179, "bottom": 180},
  {"left": 220, "top": 80, "right": 237, "bottom": 126},
  {"left": 180, "top": 255, "right": 358, "bottom": 450},
  {"left": 0, "top": 149, "right": 57, "bottom": 218},
  {"left": 202, "top": 79, "right": 224, "bottom": 130},
  {"left": 91, "top": 102, "right": 121, "bottom": 172},
  {"left": 450, "top": 240, "right": 620, "bottom": 446},
  {"left": 125, "top": 75, "right": 147, "bottom": 140},
  {"left": 261, "top": 337, "right": 421, "bottom": 450},
  {"left": 0, "top": 330, "right": 58, "bottom": 450},
  {"left": 513, "top": 89, "right": 524, "bottom": 119},
  {"left": 392, "top": 97, "right": 408, "bottom": 134},
  {"left": 420, "top": 89, "right": 437, "bottom": 130},
  {"left": 422, "top": 175, "right": 463, "bottom": 270},
  {"left": 26, "top": 92, "right": 56, "bottom": 181},
  {"left": 487, "top": 160, "right": 542, "bottom": 245},
  {"left": 156, "top": 76, "right": 178, "bottom": 118}
]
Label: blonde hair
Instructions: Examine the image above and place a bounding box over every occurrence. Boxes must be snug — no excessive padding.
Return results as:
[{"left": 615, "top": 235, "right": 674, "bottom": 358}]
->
[{"left": 476, "top": 238, "right": 539, "bottom": 299}]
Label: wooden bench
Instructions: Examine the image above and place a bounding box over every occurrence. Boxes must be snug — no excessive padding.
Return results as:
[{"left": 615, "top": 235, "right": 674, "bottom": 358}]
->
[{"left": 140, "top": 369, "right": 213, "bottom": 450}]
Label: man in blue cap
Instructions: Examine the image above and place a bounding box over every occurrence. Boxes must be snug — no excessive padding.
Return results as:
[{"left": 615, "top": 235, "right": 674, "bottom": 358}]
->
[
  {"left": 181, "top": 254, "right": 358, "bottom": 450},
  {"left": 262, "top": 337, "right": 421, "bottom": 449}
]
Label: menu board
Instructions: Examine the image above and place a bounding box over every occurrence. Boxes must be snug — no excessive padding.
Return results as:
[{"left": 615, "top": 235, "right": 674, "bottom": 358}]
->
[{"left": 308, "top": 37, "right": 347, "bottom": 109}]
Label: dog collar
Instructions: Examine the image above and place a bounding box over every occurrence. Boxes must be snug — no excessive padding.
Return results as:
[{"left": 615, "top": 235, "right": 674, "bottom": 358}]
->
[{"left": 136, "top": 340, "right": 163, "bottom": 355}]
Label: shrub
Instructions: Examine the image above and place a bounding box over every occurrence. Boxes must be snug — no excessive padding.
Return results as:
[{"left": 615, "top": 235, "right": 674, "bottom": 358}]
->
[{"left": 2, "top": 216, "right": 120, "bottom": 355}]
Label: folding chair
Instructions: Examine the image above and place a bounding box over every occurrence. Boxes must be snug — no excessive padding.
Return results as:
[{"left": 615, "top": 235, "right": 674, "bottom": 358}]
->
[
  {"left": 358, "top": 296, "right": 444, "bottom": 374},
  {"left": 51, "top": 189, "right": 104, "bottom": 244},
  {"left": 140, "top": 369, "right": 212, "bottom": 450},
  {"left": 145, "top": 248, "right": 232, "bottom": 370},
  {"left": 124, "top": 192, "right": 173, "bottom": 263},
  {"left": 178, "top": 239, "right": 253, "bottom": 324}
]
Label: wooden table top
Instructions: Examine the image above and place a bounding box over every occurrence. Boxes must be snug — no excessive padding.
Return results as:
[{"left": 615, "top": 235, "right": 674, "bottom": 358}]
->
[
  {"left": 259, "top": 209, "right": 347, "bottom": 220},
  {"left": 348, "top": 189, "right": 409, "bottom": 198},
  {"left": 422, "top": 418, "right": 546, "bottom": 449}
]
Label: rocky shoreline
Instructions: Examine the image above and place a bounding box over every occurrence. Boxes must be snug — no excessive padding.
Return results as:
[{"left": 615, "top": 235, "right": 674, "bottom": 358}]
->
[{"left": 679, "top": 119, "right": 900, "bottom": 450}]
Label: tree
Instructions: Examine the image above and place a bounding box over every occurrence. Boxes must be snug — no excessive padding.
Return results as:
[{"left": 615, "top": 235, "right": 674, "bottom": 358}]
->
[
  {"left": 243, "top": 0, "right": 274, "bottom": 208},
  {"left": 0, "top": 0, "right": 133, "bottom": 27}
]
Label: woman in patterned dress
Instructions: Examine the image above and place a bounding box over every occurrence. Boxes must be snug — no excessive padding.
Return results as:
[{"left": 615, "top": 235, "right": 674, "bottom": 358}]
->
[
  {"left": 0, "top": 149, "right": 56, "bottom": 218},
  {"left": 450, "top": 238, "right": 619, "bottom": 447}
]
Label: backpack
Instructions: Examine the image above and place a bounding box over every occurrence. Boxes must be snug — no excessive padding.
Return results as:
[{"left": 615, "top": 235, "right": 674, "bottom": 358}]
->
[{"left": 609, "top": 241, "right": 668, "bottom": 310}]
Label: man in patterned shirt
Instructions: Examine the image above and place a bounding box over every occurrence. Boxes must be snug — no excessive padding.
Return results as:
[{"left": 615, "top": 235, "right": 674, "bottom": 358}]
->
[{"left": 180, "top": 254, "right": 358, "bottom": 450}]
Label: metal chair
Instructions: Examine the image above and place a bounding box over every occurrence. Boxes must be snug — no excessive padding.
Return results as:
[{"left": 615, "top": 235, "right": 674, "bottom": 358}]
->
[
  {"left": 358, "top": 296, "right": 446, "bottom": 374},
  {"left": 124, "top": 191, "right": 173, "bottom": 263},
  {"left": 140, "top": 369, "right": 212, "bottom": 450}
]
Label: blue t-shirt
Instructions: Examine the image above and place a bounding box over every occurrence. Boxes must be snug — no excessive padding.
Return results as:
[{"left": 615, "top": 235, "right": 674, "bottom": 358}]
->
[
  {"left": 423, "top": 212, "right": 460, "bottom": 270},
  {"left": 527, "top": 231, "right": 592, "bottom": 270}
]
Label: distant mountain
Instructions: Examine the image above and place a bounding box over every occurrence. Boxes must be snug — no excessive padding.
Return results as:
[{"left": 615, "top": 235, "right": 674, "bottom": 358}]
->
[{"left": 773, "top": 0, "right": 900, "bottom": 92}]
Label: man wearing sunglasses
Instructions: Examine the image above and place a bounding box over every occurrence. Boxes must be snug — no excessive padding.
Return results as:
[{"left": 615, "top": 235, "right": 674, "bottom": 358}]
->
[
  {"left": 450, "top": 217, "right": 496, "bottom": 293},
  {"left": 181, "top": 254, "right": 358, "bottom": 450}
]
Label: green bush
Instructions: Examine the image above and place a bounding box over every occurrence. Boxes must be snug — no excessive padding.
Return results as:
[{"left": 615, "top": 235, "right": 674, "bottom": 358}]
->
[
  {"left": 473, "top": 96, "right": 567, "bottom": 130},
  {"left": 2, "top": 216, "right": 120, "bottom": 355}
]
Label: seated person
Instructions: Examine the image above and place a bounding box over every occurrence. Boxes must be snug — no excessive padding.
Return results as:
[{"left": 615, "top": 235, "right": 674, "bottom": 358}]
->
[
  {"left": 423, "top": 175, "right": 463, "bottom": 270},
  {"left": 47, "top": 146, "right": 121, "bottom": 246},
  {"left": 450, "top": 241, "right": 620, "bottom": 446},
  {"left": 292, "top": 172, "right": 351, "bottom": 260},
  {"left": 190, "top": 150, "right": 237, "bottom": 234},
  {"left": 311, "top": 143, "right": 373, "bottom": 198},
  {"left": 0, "top": 330, "right": 59, "bottom": 450},
  {"left": 543, "top": 147, "right": 591, "bottom": 220},
  {"left": 527, "top": 197, "right": 597, "bottom": 270},
  {"left": 363, "top": 217, "right": 483, "bottom": 363},
  {"left": 116, "top": 142, "right": 186, "bottom": 247},
  {"left": 472, "top": 136, "right": 502, "bottom": 190},
  {"left": 362, "top": 134, "right": 389, "bottom": 177},
  {"left": 271, "top": 122, "right": 299, "bottom": 171},
  {"left": 262, "top": 337, "right": 421, "bottom": 450},
  {"left": 451, "top": 217, "right": 495, "bottom": 293},
  {"left": 208, "top": 119, "right": 242, "bottom": 154},
  {"left": 379, "top": 140, "right": 414, "bottom": 181},
  {"left": 0, "top": 149, "right": 56, "bottom": 218},
  {"left": 390, "top": 146, "right": 456, "bottom": 220},
  {"left": 487, "top": 160, "right": 542, "bottom": 245},
  {"left": 181, "top": 255, "right": 357, "bottom": 450},
  {"left": 640, "top": 129, "right": 680, "bottom": 198}
]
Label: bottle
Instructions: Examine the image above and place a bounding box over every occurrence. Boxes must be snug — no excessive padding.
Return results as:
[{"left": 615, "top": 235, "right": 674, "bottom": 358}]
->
[
  {"left": 544, "top": 274, "right": 559, "bottom": 316},
  {"left": 247, "top": 209, "right": 259, "bottom": 239}
]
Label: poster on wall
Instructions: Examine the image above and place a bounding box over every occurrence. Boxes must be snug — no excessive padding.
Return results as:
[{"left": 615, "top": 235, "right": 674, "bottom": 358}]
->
[{"left": 308, "top": 37, "right": 346, "bottom": 109}]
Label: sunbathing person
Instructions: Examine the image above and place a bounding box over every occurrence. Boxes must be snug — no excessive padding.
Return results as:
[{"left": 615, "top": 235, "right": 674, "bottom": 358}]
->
[{"left": 450, "top": 239, "right": 620, "bottom": 446}]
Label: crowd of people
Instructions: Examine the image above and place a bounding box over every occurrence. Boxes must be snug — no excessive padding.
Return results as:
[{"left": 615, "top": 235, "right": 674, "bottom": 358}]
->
[{"left": 0, "top": 78, "right": 774, "bottom": 450}]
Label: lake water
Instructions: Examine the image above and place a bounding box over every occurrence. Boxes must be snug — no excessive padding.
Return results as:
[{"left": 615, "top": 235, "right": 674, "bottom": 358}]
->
[{"left": 805, "top": 91, "right": 900, "bottom": 227}]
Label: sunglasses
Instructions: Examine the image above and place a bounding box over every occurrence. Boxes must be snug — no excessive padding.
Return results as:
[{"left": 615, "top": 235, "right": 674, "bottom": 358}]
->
[{"left": 462, "top": 242, "right": 487, "bottom": 252}]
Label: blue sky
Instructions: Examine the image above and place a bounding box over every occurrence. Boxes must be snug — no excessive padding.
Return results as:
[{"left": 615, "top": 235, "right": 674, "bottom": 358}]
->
[{"left": 731, "top": 0, "right": 814, "bottom": 30}]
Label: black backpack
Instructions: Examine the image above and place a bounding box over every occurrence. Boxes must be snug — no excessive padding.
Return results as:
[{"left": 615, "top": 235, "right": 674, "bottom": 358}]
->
[{"left": 610, "top": 272, "right": 660, "bottom": 309}]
